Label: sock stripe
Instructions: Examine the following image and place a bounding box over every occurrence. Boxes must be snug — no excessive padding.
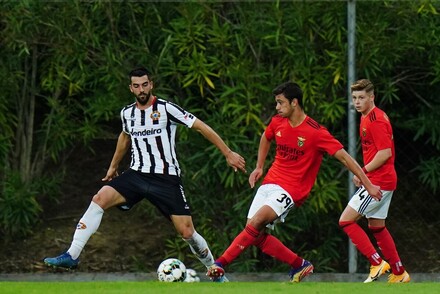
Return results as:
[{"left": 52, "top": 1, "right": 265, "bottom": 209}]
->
[
  {"left": 245, "top": 224, "right": 260, "bottom": 238},
  {"left": 369, "top": 226, "right": 385, "bottom": 233},
  {"left": 339, "top": 221, "right": 355, "bottom": 229}
]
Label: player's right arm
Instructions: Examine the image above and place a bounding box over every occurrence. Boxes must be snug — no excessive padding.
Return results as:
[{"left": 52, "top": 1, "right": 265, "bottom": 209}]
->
[
  {"left": 352, "top": 148, "right": 392, "bottom": 185},
  {"left": 333, "top": 148, "right": 382, "bottom": 201},
  {"left": 249, "top": 132, "right": 271, "bottom": 188},
  {"left": 363, "top": 148, "right": 392, "bottom": 172},
  {"left": 102, "top": 131, "right": 131, "bottom": 182}
]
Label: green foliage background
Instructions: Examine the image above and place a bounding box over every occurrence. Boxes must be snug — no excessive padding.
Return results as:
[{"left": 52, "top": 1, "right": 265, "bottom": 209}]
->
[{"left": 1, "top": 0, "right": 439, "bottom": 273}]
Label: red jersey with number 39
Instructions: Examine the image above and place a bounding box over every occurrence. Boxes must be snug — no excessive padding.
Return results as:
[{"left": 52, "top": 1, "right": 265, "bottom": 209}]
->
[
  {"left": 262, "top": 115, "right": 343, "bottom": 206},
  {"left": 360, "top": 107, "right": 397, "bottom": 190}
]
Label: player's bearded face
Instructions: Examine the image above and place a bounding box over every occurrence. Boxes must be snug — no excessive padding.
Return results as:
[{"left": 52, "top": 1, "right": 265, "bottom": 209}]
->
[
  {"left": 130, "top": 75, "right": 153, "bottom": 105},
  {"left": 135, "top": 91, "right": 151, "bottom": 105}
]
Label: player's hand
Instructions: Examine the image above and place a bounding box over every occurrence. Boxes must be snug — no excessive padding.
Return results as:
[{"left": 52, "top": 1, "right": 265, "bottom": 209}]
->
[
  {"left": 249, "top": 168, "right": 263, "bottom": 188},
  {"left": 102, "top": 167, "right": 119, "bottom": 182},
  {"left": 366, "top": 184, "right": 382, "bottom": 201},
  {"left": 226, "top": 150, "right": 246, "bottom": 173},
  {"left": 352, "top": 175, "right": 362, "bottom": 187}
]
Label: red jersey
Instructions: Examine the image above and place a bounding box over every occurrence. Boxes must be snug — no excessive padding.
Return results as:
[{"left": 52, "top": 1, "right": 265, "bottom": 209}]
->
[
  {"left": 360, "top": 107, "right": 397, "bottom": 190},
  {"left": 262, "top": 115, "right": 343, "bottom": 206}
]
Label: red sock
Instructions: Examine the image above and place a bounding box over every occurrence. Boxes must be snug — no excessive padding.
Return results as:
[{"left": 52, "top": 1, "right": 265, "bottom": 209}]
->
[
  {"left": 254, "top": 233, "right": 302, "bottom": 268},
  {"left": 340, "top": 221, "right": 382, "bottom": 265},
  {"left": 216, "top": 224, "right": 260, "bottom": 267},
  {"left": 370, "top": 226, "right": 405, "bottom": 274}
]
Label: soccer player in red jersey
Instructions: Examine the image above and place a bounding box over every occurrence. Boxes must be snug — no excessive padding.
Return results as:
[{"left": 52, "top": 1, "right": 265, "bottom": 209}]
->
[
  {"left": 339, "top": 79, "right": 410, "bottom": 283},
  {"left": 207, "top": 81, "right": 382, "bottom": 282}
]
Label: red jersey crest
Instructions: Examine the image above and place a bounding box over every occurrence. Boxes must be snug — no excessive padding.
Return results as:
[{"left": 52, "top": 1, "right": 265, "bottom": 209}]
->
[{"left": 297, "top": 136, "right": 306, "bottom": 147}]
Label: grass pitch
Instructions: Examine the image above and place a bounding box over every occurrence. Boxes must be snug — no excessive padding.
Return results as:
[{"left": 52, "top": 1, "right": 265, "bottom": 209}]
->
[{"left": 1, "top": 281, "right": 439, "bottom": 294}]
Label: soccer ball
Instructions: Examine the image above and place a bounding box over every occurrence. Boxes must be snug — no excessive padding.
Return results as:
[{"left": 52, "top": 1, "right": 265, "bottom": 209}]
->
[
  {"left": 184, "top": 268, "right": 200, "bottom": 282},
  {"left": 157, "top": 258, "right": 187, "bottom": 282}
]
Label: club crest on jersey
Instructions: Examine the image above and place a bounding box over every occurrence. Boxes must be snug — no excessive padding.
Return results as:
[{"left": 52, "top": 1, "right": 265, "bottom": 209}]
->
[
  {"left": 297, "top": 136, "right": 306, "bottom": 147},
  {"left": 150, "top": 111, "right": 161, "bottom": 121},
  {"left": 276, "top": 131, "right": 282, "bottom": 137},
  {"left": 362, "top": 128, "right": 367, "bottom": 137}
]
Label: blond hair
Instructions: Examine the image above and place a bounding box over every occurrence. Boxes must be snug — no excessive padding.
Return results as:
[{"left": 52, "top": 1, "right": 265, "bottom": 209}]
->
[{"left": 351, "top": 79, "right": 374, "bottom": 94}]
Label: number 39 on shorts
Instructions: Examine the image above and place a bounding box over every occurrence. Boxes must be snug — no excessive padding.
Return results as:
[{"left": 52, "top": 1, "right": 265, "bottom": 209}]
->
[{"left": 276, "top": 193, "right": 294, "bottom": 209}]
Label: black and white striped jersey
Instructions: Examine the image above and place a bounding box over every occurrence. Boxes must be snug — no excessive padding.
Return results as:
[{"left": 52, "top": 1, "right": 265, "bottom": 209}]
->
[{"left": 120, "top": 96, "right": 197, "bottom": 176}]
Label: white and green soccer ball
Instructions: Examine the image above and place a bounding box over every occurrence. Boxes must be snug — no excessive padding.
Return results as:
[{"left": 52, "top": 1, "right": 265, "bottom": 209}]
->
[
  {"left": 157, "top": 258, "right": 187, "bottom": 282},
  {"left": 184, "top": 268, "right": 200, "bottom": 282}
]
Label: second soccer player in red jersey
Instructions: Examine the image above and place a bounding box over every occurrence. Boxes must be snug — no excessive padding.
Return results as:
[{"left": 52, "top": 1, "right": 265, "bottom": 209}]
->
[
  {"left": 207, "top": 81, "right": 382, "bottom": 282},
  {"left": 339, "top": 79, "right": 410, "bottom": 283}
]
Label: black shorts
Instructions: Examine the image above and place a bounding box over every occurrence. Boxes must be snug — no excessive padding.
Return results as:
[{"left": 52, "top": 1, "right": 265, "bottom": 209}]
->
[{"left": 105, "top": 169, "right": 191, "bottom": 218}]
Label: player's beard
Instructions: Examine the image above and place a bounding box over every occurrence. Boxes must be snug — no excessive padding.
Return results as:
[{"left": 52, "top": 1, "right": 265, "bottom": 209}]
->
[{"left": 136, "top": 92, "right": 152, "bottom": 105}]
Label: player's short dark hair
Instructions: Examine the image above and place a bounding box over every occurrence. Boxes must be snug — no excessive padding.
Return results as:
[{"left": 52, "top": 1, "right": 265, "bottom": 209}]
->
[
  {"left": 129, "top": 67, "right": 152, "bottom": 80},
  {"left": 272, "top": 82, "right": 304, "bottom": 108},
  {"left": 351, "top": 79, "right": 374, "bottom": 94}
]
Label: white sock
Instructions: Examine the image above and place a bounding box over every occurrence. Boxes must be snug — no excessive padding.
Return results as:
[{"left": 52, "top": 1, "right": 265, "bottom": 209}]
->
[
  {"left": 67, "top": 201, "right": 104, "bottom": 259},
  {"left": 183, "top": 231, "right": 215, "bottom": 268}
]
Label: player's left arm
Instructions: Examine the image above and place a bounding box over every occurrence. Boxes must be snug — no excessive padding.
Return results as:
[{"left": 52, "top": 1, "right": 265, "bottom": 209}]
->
[{"left": 192, "top": 118, "right": 246, "bottom": 173}]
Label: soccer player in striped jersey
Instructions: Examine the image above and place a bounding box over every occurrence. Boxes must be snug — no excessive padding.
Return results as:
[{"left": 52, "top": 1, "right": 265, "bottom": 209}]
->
[
  {"left": 44, "top": 67, "right": 246, "bottom": 280},
  {"left": 207, "top": 81, "right": 382, "bottom": 282},
  {"left": 339, "top": 79, "right": 410, "bottom": 283}
]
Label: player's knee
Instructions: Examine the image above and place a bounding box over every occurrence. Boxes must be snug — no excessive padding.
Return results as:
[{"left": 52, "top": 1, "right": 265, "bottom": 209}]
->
[
  {"left": 248, "top": 217, "right": 268, "bottom": 231},
  {"left": 92, "top": 192, "right": 107, "bottom": 206},
  {"left": 176, "top": 224, "right": 195, "bottom": 239},
  {"left": 179, "top": 229, "right": 194, "bottom": 240},
  {"left": 172, "top": 216, "right": 195, "bottom": 239},
  {"left": 91, "top": 187, "right": 122, "bottom": 210}
]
